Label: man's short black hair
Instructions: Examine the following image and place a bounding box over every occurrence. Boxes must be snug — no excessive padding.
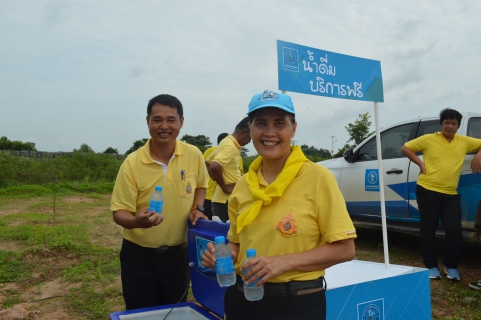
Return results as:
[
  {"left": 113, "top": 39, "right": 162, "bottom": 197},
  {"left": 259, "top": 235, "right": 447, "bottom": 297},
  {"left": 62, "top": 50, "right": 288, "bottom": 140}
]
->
[
  {"left": 440, "top": 108, "right": 462, "bottom": 125},
  {"left": 217, "top": 133, "right": 228, "bottom": 144},
  {"left": 234, "top": 117, "right": 250, "bottom": 132},
  {"left": 147, "top": 94, "right": 184, "bottom": 118}
]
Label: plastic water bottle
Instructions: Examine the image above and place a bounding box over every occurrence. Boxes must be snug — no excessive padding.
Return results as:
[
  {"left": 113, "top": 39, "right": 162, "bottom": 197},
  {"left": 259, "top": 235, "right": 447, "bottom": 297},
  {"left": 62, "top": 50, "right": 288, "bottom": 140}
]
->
[
  {"left": 243, "top": 248, "right": 264, "bottom": 301},
  {"left": 148, "top": 186, "right": 164, "bottom": 220},
  {"left": 214, "top": 236, "right": 236, "bottom": 287}
]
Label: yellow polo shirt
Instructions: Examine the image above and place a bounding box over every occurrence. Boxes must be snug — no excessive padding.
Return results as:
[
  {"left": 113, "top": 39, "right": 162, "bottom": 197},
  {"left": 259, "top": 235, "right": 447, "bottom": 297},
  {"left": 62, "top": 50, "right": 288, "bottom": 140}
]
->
[
  {"left": 205, "top": 135, "right": 242, "bottom": 204},
  {"left": 203, "top": 147, "right": 217, "bottom": 201},
  {"left": 111, "top": 139, "right": 209, "bottom": 248},
  {"left": 404, "top": 132, "right": 481, "bottom": 194},
  {"left": 227, "top": 161, "right": 357, "bottom": 282},
  {"left": 204, "top": 146, "right": 245, "bottom": 201}
]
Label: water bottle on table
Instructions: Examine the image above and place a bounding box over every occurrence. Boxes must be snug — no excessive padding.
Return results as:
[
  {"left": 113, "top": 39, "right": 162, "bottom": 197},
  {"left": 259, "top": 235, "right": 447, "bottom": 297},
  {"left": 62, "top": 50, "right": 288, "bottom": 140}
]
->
[
  {"left": 214, "top": 236, "right": 236, "bottom": 287},
  {"left": 148, "top": 186, "right": 164, "bottom": 220},
  {"left": 243, "top": 248, "right": 264, "bottom": 301}
]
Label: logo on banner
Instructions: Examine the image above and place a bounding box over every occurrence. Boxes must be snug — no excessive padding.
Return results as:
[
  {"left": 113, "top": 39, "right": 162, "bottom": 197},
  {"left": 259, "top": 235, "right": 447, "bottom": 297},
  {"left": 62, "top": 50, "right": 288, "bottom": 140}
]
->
[
  {"left": 357, "top": 298, "right": 384, "bottom": 320},
  {"left": 365, "top": 169, "right": 380, "bottom": 192},
  {"left": 283, "top": 47, "right": 299, "bottom": 72}
]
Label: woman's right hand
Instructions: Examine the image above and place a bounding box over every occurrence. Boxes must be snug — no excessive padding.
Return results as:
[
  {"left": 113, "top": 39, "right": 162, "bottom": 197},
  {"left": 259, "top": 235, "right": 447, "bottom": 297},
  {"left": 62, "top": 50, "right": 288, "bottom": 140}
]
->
[{"left": 201, "top": 242, "right": 216, "bottom": 270}]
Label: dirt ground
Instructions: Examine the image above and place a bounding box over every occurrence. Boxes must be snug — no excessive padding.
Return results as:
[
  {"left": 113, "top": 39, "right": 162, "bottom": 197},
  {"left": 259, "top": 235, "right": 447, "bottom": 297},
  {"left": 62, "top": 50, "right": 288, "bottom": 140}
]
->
[{"left": 1, "top": 195, "right": 480, "bottom": 319}]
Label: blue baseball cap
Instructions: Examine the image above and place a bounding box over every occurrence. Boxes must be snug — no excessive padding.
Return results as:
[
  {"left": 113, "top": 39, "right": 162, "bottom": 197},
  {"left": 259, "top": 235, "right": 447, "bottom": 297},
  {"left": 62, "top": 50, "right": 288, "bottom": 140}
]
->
[{"left": 247, "top": 90, "right": 295, "bottom": 115}]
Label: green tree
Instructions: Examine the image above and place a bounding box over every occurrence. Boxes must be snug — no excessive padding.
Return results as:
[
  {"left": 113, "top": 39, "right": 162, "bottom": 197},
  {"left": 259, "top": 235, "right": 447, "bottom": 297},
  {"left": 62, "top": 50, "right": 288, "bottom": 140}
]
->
[
  {"left": 346, "top": 113, "right": 372, "bottom": 145},
  {"left": 241, "top": 147, "right": 249, "bottom": 158},
  {"left": 180, "top": 134, "right": 212, "bottom": 153},
  {"left": 300, "top": 144, "right": 331, "bottom": 159},
  {"left": 103, "top": 147, "right": 119, "bottom": 154},
  {"left": 0, "top": 136, "right": 37, "bottom": 151},
  {"left": 333, "top": 113, "right": 373, "bottom": 158},
  {"left": 125, "top": 138, "right": 149, "bottom": 155},
  {"left": 73, "top": 143, "right": 94, "bottom": 153}
]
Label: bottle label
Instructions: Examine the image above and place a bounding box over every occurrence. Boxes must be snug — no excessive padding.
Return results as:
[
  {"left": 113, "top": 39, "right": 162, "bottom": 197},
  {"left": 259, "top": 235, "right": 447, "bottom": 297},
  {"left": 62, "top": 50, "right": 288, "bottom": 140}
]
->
[
  {"left": 243, "top": 267, "right": 261, "bottom": 287},
  {"left": 215, "top": 256, "right": 234, "bottom": 275},
  {"left": 149, "top": 200, "right": 163, "bottom": 213}
]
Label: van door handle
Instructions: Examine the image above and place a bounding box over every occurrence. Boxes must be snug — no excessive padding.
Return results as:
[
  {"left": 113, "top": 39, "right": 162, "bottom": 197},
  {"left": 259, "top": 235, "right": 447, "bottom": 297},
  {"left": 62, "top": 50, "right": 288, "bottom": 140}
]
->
[{"left": 386, "top": 169, "right": 403, "bottom": 174}]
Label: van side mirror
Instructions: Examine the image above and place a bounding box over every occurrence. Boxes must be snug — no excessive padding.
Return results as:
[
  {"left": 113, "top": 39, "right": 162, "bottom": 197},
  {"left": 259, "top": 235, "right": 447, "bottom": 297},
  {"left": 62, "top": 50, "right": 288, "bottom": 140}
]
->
[{"left": 343, "top": 149, "right": 354, "bottom": 163}]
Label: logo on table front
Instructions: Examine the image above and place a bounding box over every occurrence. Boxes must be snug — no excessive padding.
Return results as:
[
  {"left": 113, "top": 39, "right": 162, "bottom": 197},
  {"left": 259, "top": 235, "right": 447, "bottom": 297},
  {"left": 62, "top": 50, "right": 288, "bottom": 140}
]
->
[{"left": 357, "top": 298, "right": 384, "bottom": 320}]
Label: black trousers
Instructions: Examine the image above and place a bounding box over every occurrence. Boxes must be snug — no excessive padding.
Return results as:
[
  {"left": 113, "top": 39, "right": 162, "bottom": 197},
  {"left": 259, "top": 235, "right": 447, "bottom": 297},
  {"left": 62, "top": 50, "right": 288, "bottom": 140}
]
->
[
  {"left": 416, "top": 185, "right": 463, "bottom": 269},
  {"left": 212, "top": 201, "right": 229, "bottom": 223},
  {"left": 120, "top": 239, "right": 190, "bottom": 310},
  {"left": 204, "top": 199, "right": 213, "bottom": 220},
  {"left": 224, "top": 284, "right": 326, "bottom": 320}
]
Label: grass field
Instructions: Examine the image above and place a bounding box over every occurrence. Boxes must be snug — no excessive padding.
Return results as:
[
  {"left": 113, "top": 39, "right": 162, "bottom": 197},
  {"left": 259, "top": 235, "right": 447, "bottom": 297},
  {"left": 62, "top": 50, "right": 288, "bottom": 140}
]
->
[{"left": 0, "top": 191, "right": 480, "bottom": 319}]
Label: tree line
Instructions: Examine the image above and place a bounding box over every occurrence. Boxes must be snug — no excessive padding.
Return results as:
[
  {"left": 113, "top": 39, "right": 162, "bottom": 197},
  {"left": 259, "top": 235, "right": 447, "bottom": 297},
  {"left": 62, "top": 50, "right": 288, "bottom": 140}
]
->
[{"left": 1, "top": 112, "right": 372, "bottom": 161}]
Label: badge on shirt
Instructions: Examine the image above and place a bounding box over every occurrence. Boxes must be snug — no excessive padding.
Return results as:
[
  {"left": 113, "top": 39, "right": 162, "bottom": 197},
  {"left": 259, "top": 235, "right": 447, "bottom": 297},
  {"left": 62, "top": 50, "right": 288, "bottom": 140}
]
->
[
  {"left": 186, "top": 181, "right": 192, "bottom": 194},
  {"left": 276, "top": 210, "right": 298, "bottom": 235}
]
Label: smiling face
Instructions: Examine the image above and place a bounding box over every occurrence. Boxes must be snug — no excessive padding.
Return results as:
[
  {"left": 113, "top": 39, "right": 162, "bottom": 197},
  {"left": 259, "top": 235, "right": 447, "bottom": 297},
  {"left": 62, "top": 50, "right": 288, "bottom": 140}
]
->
[
  {"left": 440, "top": 118, "right": 459, "bottom": 140},
  {"left": 250, "top": 107, "right": 297, "bottom": 163},
  {"left": 146, "top": 103, "right": 184, "bottom": 148}
]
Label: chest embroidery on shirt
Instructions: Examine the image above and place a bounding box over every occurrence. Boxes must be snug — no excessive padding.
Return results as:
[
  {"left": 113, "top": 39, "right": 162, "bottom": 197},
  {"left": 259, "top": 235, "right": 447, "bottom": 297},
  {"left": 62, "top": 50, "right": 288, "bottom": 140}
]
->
[
  {"left": 276, "top": 210, "right": 298, "bottom": 235},
  {"left": 186, "top": 181, "right": 192, "bottom": 194}
]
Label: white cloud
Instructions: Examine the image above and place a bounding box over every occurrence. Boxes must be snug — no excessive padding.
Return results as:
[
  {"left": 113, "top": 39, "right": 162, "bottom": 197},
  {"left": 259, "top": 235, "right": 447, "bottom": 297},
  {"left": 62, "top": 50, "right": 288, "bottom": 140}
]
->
[{"left": 0, "top": 0, "right": 480, "bottom": 153}]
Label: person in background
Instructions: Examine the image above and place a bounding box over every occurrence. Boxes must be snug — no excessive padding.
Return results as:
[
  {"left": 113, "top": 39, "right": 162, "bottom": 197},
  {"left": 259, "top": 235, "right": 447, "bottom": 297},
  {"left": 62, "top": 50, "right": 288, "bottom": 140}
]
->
[
  {"left": 205, "top": 117, "right": 251, "bottom": 222},
  {"left": 401, "top": 108, "right": 481, "bottom": 281},
  {"left": 111, "top": 94, "right": 209, "bottom": 310},
  {"left": 202, "top": 90, "right": 356, "bottom": 319},
  {"left": 203, "top": 133, "right": 229, "bottom": 220}
]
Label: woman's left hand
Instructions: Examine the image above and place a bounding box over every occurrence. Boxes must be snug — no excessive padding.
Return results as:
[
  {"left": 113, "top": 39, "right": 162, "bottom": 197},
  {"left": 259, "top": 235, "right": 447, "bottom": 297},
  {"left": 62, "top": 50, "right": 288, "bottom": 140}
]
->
[{"left": 240, "top": 255, "right": 290, "bottom": 286}]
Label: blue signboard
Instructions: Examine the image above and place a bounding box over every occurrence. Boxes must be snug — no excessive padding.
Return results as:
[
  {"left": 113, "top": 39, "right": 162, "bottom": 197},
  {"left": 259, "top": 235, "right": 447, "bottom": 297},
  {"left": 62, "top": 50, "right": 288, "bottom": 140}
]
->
[{"left": 277, "top": 40, "right": 384, "bottom": 102}]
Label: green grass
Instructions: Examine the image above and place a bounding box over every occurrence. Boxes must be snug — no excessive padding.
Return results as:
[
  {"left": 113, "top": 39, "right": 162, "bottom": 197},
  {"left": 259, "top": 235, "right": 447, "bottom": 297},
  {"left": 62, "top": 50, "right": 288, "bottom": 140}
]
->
[
  {"left": 2, "top": 288, "right": 22, "bottom": 308},
  {"left": 0, "top": 251, "right": 30, "bottom": 283},
  {"left": 0, "top": 186, "right": 124, "bottom": 318},
  {"left": 0, "top": 186, "right": 480, "bottom": 319}
]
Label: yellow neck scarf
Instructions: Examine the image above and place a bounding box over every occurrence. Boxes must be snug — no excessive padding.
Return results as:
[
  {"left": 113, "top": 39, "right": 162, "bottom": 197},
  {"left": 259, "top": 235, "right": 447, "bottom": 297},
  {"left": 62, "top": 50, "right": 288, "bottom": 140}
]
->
[{"left": 237, "top": 146, "right": 308, "bottom": 233}]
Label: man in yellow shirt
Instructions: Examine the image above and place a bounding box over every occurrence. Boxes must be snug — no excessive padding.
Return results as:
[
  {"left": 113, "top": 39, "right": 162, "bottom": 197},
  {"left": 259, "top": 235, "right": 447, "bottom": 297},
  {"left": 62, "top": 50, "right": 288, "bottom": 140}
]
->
[
  {"left": 402, "top": 108, "right": 481, "bottom": 281},
  {"left": 203, "top": 133, "right": 228, "bottom": 220},
  {"left": 111, "top": 94, "right": 209, "bottom": 310},
  {"left": 205, "top": 117, "right": 251, "bottom": 222}
]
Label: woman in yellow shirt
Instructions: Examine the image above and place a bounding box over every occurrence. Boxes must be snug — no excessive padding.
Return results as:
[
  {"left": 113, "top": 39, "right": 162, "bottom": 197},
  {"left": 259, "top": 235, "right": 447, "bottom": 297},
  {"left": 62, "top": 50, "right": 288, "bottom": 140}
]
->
[{"left": 202, "top": 90, "right": 356, "bottom": 320}]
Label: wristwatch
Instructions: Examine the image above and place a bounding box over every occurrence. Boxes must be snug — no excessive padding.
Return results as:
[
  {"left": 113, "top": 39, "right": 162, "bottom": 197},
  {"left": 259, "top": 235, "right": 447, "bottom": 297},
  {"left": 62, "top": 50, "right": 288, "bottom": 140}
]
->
[{"left": 193, "top": 204, "right": 204, "bottom": 213}]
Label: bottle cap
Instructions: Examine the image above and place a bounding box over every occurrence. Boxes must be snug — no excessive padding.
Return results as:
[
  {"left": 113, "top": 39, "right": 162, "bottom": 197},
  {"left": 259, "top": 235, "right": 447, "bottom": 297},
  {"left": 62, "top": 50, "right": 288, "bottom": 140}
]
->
[
  {"left": 246, "top": 248, "right": 256, "bottom": 257},
  {"left": 214, "top": 236, "right": 225, "bottom": 244},
  {"left": 155, "top": 186, "right": 163, "bottom": 192}
]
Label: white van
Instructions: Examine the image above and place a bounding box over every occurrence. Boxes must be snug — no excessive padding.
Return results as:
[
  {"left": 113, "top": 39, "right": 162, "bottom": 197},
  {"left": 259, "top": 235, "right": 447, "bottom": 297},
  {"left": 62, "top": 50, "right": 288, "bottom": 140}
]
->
[{"left": 318, "top": 112, "right": 481, "bottom": 241}]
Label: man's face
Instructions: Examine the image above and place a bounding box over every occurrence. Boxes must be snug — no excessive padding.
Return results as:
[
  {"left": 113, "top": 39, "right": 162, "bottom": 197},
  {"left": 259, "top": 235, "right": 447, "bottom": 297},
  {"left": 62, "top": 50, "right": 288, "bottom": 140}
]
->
[
  {"left": 146, "top": 104, "right": 184, "bottom": 146},
  {"left": 239, "top": 125, "right": 252, "bottom": 146},
  {"left": 440, "top": 118, "right": 459, "bottom": 139}
]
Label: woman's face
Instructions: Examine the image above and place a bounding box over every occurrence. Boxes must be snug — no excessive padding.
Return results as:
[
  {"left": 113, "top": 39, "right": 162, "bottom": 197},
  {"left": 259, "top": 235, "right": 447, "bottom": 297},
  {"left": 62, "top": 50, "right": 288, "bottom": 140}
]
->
[{"left": 250, "top": 107, "right": 297, "bottom": 162}]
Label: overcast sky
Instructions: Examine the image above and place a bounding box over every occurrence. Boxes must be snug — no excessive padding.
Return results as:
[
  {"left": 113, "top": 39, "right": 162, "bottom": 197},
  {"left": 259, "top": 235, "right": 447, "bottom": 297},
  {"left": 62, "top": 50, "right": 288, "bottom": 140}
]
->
[{"left": 1, "top": 0, "right": 480, "bottom": 155}]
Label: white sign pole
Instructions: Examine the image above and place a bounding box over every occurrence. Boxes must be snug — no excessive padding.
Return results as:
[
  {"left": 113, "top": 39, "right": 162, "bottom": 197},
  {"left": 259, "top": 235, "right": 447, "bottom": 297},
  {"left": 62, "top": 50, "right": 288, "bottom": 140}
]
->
[{"left": 373, "top": 102, "right": 389, "bottom": 268}]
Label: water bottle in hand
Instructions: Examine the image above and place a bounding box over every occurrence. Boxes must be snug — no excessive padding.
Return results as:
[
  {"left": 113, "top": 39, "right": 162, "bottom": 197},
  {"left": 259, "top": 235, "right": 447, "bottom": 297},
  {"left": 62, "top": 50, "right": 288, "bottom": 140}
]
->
[
  {"left": 243, "top": 248, "right": 264, "bottom": 301},
  {"left": 214, "top": 236, "right": 236, "bottom": 287},
  {"left": 148, "top": 186, "right": 164, "bottom": 221}
]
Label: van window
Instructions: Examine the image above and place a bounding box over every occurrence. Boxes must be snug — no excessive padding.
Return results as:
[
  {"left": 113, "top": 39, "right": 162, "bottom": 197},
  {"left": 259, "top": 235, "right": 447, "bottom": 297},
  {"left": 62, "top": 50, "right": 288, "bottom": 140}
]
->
[
  {"left": 467, "top": 117, "right": 481, "bottom": 139},
  {"left": 417, "top": 120, "right": 439, "bottom": 137},
  {"left": 356, "top": 123, "right": 415, "bottom": 161}
]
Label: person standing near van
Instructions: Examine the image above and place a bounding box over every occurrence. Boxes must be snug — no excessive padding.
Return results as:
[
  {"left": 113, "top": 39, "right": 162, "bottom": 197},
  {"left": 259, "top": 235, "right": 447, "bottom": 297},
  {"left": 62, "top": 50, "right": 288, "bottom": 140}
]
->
[
  {"left": 205, "top": 118, "right": 251, "bottom": 222},
  {"left": 401, "top": 108, "right": 481, "bottom": 280}
]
